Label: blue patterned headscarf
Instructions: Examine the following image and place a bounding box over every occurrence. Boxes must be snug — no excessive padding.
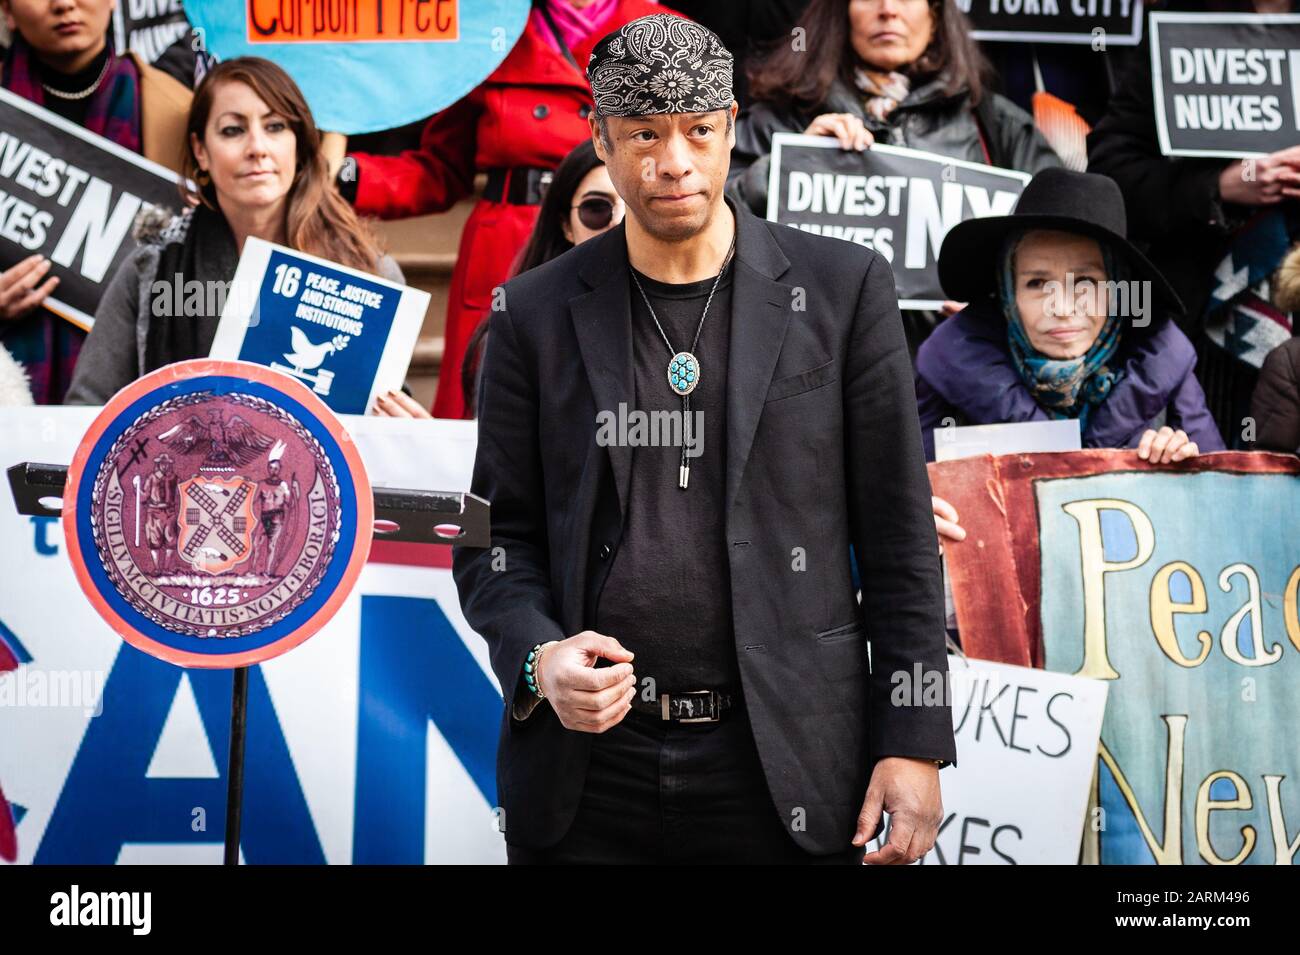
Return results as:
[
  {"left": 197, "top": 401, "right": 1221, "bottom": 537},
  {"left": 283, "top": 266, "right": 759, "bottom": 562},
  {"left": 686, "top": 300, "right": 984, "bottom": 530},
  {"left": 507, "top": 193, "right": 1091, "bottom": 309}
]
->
[{"left": 999, "top": 231, "right": 1123, "bottom": 431}]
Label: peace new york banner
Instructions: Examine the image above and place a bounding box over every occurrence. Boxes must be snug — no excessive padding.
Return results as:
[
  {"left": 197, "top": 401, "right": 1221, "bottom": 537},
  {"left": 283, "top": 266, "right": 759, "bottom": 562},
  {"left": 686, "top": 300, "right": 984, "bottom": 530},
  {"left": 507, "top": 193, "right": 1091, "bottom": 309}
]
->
[{"left": 929, "top": 450, "right": 1300, "bottom": 865}]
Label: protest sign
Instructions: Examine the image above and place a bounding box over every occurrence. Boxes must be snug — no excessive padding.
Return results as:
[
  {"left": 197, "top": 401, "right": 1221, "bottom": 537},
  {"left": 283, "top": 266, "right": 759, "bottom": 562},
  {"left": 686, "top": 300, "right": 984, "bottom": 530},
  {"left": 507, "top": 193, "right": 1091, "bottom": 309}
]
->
[
  {"left": 0, "top": 89, "right": 183, "bottom": 331},
  {"left": 766, "top": 134, "right": 1030, "bottom": 309},
  {"left": 208, "top": 237, "right": 429, "bottom": 416},
  {"left": 183, "top": 0, "right": 531, "bottom": 133},
  {"left": 956, "top": 0, "right": 1143, "bottom": 46},
  {"left": 930, "top": 450, "right": 1300, "bottom": 864},
  {"left": 866, "top": 656, "right": 1108, "bottom": 864},
  {"left": 113, "top": 0, "right": 193, "bottom": 63},
  {"left": 1150, "top": 12, "right": 1300, "bottom": 158}
]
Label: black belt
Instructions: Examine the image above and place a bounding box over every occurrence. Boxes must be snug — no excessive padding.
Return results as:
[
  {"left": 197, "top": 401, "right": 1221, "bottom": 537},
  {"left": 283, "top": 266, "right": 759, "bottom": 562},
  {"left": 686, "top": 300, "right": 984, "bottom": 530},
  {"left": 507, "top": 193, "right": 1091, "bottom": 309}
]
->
[
  {"left": 629, "top": 688, "right": 739, "bottom": 723},
  {"left": 483, "top": 166, "right": 553, "bottom": 206}
]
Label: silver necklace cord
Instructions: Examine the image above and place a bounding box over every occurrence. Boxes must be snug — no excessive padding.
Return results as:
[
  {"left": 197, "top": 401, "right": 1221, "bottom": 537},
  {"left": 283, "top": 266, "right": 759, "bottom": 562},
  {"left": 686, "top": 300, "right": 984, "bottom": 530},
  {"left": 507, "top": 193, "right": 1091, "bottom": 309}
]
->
[
  {"left": 630, "top": 233, "right": 736, "bottom": 360},
  {"left": 629, "top": 232, "right": 737, "bottom": 489}
]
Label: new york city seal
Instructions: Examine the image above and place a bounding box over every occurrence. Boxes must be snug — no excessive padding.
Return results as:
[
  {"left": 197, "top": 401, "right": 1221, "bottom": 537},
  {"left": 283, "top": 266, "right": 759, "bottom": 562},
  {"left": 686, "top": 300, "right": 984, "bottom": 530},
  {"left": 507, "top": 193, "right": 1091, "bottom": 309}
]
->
[{"left": 63, "top": 360, "right": 373, "bottom": 667}]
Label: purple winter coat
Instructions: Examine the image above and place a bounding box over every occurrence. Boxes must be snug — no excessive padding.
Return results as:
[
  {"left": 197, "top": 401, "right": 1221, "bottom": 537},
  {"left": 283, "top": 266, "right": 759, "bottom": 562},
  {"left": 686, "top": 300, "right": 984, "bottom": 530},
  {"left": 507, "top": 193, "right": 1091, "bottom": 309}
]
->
[{"left": 914, "top": 301, "right": 1226, "bottom": 461}]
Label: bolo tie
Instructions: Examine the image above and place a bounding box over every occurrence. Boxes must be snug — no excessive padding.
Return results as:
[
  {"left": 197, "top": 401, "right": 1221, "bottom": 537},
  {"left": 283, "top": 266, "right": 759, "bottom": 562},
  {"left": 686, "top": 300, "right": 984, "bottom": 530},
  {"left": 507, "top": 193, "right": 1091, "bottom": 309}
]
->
[{"left": 629, "top": 233, "right": 737, "bottom": 490}]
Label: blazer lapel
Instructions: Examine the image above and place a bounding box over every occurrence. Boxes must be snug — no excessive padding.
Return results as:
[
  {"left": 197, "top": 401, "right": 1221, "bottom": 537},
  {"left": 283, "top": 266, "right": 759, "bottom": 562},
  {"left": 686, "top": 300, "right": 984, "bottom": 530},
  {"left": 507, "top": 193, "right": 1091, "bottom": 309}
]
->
[
  {"left": 571, "top": 224, "right": 635, "bottom": 518},
  {"left": 726, "top": 200, "right": 793, "bottom": 514}
]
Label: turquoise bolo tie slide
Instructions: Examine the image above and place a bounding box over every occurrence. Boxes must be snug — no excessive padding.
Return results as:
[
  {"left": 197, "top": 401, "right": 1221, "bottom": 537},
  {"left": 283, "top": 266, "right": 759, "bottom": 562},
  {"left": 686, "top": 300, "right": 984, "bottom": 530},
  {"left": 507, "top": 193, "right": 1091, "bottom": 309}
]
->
[{"left": 668, "top": 351, "right": 700, "bottom": 396}]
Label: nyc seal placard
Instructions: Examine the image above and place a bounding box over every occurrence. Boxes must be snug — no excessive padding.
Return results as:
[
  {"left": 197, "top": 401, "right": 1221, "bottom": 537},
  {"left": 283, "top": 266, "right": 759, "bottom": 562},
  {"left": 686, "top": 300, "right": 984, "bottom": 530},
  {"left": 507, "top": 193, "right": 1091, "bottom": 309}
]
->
[{"left": 63, "top": 360, "right": 373, "bottom": 668}]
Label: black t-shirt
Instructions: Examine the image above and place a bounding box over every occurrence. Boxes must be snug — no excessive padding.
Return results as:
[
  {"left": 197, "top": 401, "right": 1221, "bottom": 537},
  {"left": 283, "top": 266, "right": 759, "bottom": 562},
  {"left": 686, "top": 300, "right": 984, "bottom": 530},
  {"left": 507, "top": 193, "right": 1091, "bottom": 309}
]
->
[{"left": 594, "top": 256, "right": 739, "bottom": 690}]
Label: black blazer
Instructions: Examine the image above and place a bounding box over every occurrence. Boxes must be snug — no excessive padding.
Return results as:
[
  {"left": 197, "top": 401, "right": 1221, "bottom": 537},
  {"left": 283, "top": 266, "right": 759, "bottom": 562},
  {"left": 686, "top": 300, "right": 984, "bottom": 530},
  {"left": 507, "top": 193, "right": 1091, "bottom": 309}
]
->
[{"left": 452, "top": 196, "right": 957, "bottom": 855}]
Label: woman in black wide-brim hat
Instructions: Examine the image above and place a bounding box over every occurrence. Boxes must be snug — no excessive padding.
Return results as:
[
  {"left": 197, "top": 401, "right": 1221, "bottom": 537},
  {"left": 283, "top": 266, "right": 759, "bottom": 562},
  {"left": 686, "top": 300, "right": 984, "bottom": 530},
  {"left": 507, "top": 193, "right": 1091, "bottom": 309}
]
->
[{"left": 915, "top": 168, "right": 1226, "bottom": 547}]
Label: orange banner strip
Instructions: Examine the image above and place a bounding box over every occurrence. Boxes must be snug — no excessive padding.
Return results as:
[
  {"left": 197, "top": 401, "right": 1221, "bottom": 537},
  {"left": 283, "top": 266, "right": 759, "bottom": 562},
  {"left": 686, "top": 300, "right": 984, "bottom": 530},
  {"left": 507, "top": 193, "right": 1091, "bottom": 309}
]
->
[{"left": 247, "top": 0, "right": 458, "bottom": 43}]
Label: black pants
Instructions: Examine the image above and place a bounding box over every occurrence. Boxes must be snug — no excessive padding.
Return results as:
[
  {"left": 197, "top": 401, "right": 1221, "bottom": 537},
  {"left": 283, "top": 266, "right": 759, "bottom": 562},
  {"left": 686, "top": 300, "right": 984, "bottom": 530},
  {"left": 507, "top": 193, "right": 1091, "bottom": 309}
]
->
[{"left": 506, "top": 697, "right": 865, "bottom": 865}]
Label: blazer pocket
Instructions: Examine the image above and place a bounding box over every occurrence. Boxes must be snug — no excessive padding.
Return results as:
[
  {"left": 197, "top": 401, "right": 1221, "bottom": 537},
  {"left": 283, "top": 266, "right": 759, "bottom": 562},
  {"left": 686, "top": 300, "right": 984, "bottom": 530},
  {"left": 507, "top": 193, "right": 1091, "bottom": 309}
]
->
[
  {"left": 816, "top": 620, "right": 864, "bottom": 644},
  {"left": 765, "top": 360, "right": 837, "bottom": 403}
]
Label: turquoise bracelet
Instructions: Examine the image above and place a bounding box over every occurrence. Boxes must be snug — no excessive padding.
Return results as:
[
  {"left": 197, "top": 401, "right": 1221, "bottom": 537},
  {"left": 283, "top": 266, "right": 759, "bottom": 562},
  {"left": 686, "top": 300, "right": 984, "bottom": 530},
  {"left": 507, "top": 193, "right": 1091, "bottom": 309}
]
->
[{"left": 523, "top": 643, "right": 545, "bottom": 698}]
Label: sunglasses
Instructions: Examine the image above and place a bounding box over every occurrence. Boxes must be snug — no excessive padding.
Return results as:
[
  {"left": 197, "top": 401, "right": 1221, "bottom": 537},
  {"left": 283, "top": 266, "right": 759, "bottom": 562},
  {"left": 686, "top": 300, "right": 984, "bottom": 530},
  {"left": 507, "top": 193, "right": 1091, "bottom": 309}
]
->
[{"left": 573, "top": 196, "right": 622, "bottom": 231}]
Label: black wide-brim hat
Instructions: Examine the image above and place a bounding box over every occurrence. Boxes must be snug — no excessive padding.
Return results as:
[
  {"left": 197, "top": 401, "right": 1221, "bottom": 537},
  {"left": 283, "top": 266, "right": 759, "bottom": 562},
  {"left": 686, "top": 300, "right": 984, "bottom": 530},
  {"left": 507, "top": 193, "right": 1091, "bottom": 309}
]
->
[{"left": 937, "top": 167, "right": 1184, "bottom": 315}]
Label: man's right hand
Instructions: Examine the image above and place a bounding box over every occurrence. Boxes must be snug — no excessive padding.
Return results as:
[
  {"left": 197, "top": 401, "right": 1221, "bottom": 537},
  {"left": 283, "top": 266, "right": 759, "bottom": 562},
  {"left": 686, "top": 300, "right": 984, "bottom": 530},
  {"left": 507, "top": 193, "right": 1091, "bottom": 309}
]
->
[
  {"left": 0, "top": 255, "right": 59, "bottom": 321},
  {"left": 537, "top": 631, "right": 636, "bottom": 733}
]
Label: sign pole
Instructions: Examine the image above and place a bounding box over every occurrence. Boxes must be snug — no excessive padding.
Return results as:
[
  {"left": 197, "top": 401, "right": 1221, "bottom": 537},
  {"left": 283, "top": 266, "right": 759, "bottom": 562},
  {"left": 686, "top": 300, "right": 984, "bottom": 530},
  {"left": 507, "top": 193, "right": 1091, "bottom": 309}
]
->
[{"left": 223, "top": 666, "right": 250, "bottom": 866}]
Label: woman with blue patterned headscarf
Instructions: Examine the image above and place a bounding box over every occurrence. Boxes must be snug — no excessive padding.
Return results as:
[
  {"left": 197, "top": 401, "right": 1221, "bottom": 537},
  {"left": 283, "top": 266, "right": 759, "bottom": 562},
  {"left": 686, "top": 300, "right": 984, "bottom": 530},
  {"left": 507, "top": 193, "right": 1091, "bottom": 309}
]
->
[
  {"left": 914, "top": 169, "right": 1225, "bottom": 550},
  {"left": 998, "top": 229, "right": 1124, "bottom": 434}
]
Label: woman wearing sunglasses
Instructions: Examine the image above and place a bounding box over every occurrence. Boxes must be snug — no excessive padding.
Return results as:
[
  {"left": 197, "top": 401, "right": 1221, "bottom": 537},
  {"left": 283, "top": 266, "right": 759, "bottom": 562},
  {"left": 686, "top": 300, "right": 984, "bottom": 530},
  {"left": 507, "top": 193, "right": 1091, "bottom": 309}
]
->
[
  {"left": 375, "top": 139, "right": 625, "bottom": 418},
  {"left": 513, "top": 139, "right": 625, "bottom": 274}
]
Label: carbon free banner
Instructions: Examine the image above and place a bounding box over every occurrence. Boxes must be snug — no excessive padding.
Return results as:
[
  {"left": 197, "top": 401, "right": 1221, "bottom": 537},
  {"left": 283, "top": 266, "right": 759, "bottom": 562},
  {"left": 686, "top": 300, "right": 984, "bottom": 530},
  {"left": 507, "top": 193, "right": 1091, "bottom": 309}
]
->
[{"left": 183, "top": 0, "right": 531, "bottom": 134}]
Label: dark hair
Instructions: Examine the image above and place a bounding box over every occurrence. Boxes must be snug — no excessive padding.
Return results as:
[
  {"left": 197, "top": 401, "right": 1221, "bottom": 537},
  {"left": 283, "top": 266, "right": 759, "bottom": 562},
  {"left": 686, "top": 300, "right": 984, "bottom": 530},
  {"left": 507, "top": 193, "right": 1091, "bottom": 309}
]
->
[
  {"left": 461, "top": 317, "right": 491, "bottom": 414},
  {"left": 513, "top": 139, "right": 607, "bottom": 276},
  {"left": 182, "top": 57, "right": 385, "bottom": 273},
  {"left": 747, "top": 0, "right": 990, "bottom": 113}
]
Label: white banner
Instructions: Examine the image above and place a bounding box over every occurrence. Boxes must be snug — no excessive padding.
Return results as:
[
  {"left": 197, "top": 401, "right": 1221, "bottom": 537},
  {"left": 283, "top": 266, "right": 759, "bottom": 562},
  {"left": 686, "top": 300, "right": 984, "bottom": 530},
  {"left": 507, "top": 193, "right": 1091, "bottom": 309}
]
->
[{"left": 3, "top": 412, "right": 1109, "bottom": 864}]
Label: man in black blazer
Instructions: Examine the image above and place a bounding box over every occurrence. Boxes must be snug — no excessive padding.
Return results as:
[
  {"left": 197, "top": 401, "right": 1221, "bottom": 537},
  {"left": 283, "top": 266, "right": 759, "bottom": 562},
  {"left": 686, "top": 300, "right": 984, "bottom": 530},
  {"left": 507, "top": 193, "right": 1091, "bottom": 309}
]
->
[{"left": 452, "top": 13, "right": 956, "bottom": 865}]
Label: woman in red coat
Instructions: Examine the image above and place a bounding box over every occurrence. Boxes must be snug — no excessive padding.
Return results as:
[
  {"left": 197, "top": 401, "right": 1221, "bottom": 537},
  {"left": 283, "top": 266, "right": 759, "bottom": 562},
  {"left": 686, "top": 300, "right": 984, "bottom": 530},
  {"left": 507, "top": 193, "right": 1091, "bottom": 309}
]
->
[{"left": 340, "top": 0, "right": 678, "bottom": 419}]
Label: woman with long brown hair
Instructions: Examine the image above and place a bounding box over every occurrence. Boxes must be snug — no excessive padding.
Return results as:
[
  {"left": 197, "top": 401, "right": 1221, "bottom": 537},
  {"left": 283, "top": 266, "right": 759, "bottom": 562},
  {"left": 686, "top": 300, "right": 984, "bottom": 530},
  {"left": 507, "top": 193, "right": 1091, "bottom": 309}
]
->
[{"left": 66, "top": 56, "right": 401, "bottom": 405}]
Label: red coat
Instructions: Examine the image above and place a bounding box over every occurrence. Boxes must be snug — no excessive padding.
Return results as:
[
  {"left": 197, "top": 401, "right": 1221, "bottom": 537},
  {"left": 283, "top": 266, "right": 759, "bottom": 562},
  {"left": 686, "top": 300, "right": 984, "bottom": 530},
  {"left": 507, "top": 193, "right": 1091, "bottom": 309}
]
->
[{"left": 352, "top": 0, "right": 679, "bottom": 419}]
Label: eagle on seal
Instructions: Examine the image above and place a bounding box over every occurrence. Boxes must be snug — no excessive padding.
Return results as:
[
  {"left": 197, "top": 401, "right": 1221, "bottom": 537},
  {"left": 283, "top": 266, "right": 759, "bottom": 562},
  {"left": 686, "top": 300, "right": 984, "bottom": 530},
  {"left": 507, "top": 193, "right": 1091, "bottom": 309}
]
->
[{"left": 158, "top": 409, "right": 275, "bottom": 470}]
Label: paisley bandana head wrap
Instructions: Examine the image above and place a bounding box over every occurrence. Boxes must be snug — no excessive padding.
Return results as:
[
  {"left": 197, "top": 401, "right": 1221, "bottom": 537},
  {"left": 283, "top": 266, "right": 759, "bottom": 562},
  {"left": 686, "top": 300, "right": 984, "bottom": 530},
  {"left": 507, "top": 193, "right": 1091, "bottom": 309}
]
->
[
  {"left": 999, "top": 230, "right": 1125, "bottom": 431},
  {"left": 586, "top": 13, "right": 734, "bottom": 117}
]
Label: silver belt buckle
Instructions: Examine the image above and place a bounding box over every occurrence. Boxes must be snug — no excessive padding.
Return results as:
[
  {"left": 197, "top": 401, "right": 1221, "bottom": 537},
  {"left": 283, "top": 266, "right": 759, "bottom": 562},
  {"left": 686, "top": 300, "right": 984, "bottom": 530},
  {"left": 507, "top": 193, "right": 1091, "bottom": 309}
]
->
[{"left": 662, "top": 690, "right": 721, "bottom": 723}]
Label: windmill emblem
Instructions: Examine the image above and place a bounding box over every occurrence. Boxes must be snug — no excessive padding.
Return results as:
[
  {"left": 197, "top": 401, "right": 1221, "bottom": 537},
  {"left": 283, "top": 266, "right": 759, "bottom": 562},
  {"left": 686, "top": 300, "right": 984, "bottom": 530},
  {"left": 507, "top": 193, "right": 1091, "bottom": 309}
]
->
[{"left": 176, "top": 475, "right": 258, "bottom": 575}]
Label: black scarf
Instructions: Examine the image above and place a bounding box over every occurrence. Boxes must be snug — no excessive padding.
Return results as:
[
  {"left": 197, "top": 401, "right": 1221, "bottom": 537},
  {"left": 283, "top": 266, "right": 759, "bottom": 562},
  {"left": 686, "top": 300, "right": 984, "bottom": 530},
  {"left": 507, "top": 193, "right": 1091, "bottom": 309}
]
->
[{"left": 144, "top": 202, "right": 241, "bottom": 373}]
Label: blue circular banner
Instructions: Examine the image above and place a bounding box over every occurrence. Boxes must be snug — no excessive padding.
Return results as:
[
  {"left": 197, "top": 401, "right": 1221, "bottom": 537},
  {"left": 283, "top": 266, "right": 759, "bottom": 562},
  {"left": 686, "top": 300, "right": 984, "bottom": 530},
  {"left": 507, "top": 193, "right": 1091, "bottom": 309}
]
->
[{"left": 184, "top": 0, "right": 531, "bottom": 134}]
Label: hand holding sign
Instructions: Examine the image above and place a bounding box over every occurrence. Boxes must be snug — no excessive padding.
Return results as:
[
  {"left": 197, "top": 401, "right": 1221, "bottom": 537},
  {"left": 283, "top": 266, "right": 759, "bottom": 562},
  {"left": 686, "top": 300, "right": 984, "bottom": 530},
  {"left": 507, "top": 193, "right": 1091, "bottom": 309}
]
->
[
  {"left": 1218, "top": 144, "right": 1300, "bottom": 205},
  {"left": 0, "top": 254, "right": 59, "bottom": 322},
  {"left": 373, "top": 389, "right": 432, "bottom": 418},
  {"left": 1136, "top": 425, "right": 1199, "bottom": 464},
  {"left": 802, "top": 113, "right": 874, "bottom": 151}
]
